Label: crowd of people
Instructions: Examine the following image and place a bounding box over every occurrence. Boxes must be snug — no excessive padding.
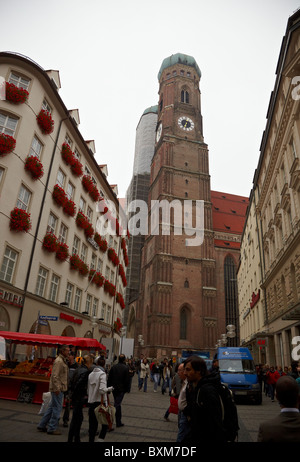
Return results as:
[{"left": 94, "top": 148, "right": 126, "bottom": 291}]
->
[{"left": 36, "top": 346, "right": 300, "bottom": 443}]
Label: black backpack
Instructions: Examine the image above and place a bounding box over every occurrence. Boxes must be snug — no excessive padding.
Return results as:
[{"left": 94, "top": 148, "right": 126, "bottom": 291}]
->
[{"left": 218, "top": 383, "right": 239, "bottom": 442}]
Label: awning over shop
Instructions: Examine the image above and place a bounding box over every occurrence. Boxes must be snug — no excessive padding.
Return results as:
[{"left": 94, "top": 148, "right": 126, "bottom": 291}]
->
[{"left": 0, "top": 331, "right": 106, "bottom": 350}]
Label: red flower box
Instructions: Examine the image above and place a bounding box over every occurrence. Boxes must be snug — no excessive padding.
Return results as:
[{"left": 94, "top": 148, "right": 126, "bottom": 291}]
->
[
  {"left": 108, "top": 248, "right": 119, "bottom": 266},
  {"left": 9, "top": 207, "right": 31, "bottom": 232},
  {"left": 36, "top": 109, "right": 54, "bottom": 135},
  {"left": 69, "top": 254, "right": 89, "bottom": 276},
  {"left": 0, "top": 133, "right": 16, "bottom": 156},
  {"left": 5, "top": 82, "right": 29, "bottom": 104},
  {"left": 52, "top": 184, "right": 67, "bottom": 207},
  {"left": 88, "top": 269, "right": 104, "bottom": 287},
  {"left": 63, "top": 198, "right": 76, "bottom": 217},
  {"left": 24, "top": 155, "right": 44, "bottom": 180},
  {"left": 94, "top": 232, "right": 108, "bottom": 252},
  {"left": 82, "top": 175, "right": 100, "bottom": 201},
  {"left": 42, "top": 232, "right": 58, "bottom": 252},
  {"left": 61, "top": 143, "right": 83, "bottom": 177},
  {"left": 119, "top": 264, "right": 127, "bottom": 287},
  {"left": 76, "top": 211, "right": 94, "bottom": 238},
  {"left": 56, "top": 242, "right": 69, "bottom": 262},
  {"left": 114, "top": 317, "right": 123, "bottom": 333},
  {"left": 104, "top": 280, "right": 116, "bottom": 297},
  {"left": 116, "top": 292, "right": 125, "bottom": 309}
]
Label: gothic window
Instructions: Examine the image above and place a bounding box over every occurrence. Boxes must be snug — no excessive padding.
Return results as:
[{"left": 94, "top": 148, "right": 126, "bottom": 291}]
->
[
  {"left": 180, "top": 307, "right": 187, "bottom": 339},
  {"left": 224, "top": 255, "right": 239, "bottom": 346},
  {"left": 181, "top": 90, "right": 189, "bottom": 104},
  {"left": 184, "top": 279, "right": 189, "bottom": 288}
]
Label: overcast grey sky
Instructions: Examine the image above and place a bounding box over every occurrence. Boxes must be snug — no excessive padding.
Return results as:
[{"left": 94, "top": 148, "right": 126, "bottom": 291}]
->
[{"left": 1, "top": 0, "right": 300, "bottom": 198}]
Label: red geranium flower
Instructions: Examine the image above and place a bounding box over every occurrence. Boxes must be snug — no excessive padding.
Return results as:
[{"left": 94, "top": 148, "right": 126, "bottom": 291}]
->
[
  {"left": 36, "top": 109, "right": 54, "bottom": 135},
  {"left": 56, "top": 242, "right": 69, "bottom": 262},
  {"left": 0, "top": 133, "right": 16, "bottom": 156},
  {"left": 9, "top": 207, "right": 31, "bottom": 232},
  {"left": 42, "top": 232, "right": 58, "bottom": 252},
  {"left": 5, "top": 82, "right": 29, "bottom": 104},
  {"left": 24, "top": 155, "right": 44, "bottom": 180}
]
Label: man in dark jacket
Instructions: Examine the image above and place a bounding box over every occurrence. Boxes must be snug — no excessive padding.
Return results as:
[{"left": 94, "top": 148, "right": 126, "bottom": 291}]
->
[
  {"left": 108, "top": 354, "right": 130, "bottom": 427},
  {"left": 182, "top": 355, "right": 226, "bottom": 444}
]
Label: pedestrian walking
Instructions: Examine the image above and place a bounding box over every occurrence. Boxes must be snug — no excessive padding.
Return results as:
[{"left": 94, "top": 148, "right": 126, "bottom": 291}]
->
[
  {"left": 162, "top": 358, "right": 172, "bottom": 395},
  {"left": 37, "top": 345, "right": 70, "bottom": 435},
  {"left": 139, "top": 358, "right": 150, "bottom": 392},
  {"left": 63, "top": 351, "right": 79, "bottom": 427},
  {"left": 177, "top": 366, "right": 191, "bottom": 442},
  {"left": 87, "top": 357, "right": 113, "bottom": 442},
  {"left": 67, "top": 354, "right": 93, "bottom": 443},
  {"left": 266, "top": 366, "right": 280, "bottom": 401},
  {"left": 107, "top": 354, "right": 130, "bottom": 427},
  {"left": 163, "top": 362, "right": 182, "bottom": 422},
  {"left": 257, "top": 376, "right": 300, "bottom": 442},
  {"left": 182, "top": 355, "right": 226, "bottom": 444},
  {"left": 127, "top": 358, "right": 136, "bottom": 392},
  {"left": 152, "top": 359, "right": 161, "bottom": 392}
]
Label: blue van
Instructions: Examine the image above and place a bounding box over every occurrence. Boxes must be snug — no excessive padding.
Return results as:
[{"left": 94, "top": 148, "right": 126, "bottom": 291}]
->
[{"left": 215, "top": 347, "right": 262, "bottom": 404}]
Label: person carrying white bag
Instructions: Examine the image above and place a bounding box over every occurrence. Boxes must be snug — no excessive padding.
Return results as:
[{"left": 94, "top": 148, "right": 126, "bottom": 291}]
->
[{"left": 87, "top": 357, "right": 114, "bottom": 442}]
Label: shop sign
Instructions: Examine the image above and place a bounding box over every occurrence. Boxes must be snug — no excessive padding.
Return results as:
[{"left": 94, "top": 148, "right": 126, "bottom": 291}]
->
[
  {"left": 87, "top": 236, "right": 99, "bottom": 250},
  {"left": 60, "top": 312, "right": 82, "bottom": 325},
  {"left": 0, "top": 288, "right": 23, "bottom": 308},
  {"left": 250, "top": 290, "right": 260, "bottom": 309},
  {"left": 257, "top": 338, "right": 268, "bottom": 348}
]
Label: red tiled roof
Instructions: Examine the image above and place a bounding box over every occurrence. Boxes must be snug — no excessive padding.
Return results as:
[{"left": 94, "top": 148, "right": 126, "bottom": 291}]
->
[{"left": 211, "top": 190, "right": 249, "bottom": 250}]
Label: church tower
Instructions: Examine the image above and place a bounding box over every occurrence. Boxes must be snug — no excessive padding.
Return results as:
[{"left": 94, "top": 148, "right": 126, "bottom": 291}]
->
[{"left": 136, "top": 54, "right": 219, "bottom": 359}]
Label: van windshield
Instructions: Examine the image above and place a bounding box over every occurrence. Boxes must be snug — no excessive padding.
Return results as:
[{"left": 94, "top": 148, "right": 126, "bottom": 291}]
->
[{"left": 219, "top": 359, "right": 256, "bottom": 374}]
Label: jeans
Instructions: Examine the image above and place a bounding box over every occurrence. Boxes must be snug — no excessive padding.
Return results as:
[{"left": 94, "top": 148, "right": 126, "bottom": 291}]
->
[
  {"left": 176, "top": 410, "right": 191, "bottom": 442},
  {"left": 162, "top": 377, "right": 171, "bottom": 394},
  {"left": 140, "top": 376, "right": 148, "bottom": 392},
  {"left": 153, "top": 373, "right": 160, "bottom": 391},
  {"left": 113, "top": 391, "right": 125, "bottom": 426},
  {"left": 38, "top": 391, "right": 64, "bottom": 432}
]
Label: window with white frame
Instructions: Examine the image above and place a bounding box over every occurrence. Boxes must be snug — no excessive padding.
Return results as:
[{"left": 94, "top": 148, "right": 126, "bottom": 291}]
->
[
  {"left": 66, "top": 182, "right": 74, "bottom": 200},
  {"left": 91, "top": 253, "right": 97, "bottom": 270},
  {"left": 74, "top": 288, "right": 82, "bottom": 312},
  {"left": 56, "top": 169, "right": 66, "bottom": 189},
  {"left": 35, "top": 266, "right": 48, "bottom": 297},
  {"left": 17, "top": 184, "right": 31, "bottom": 211},
  {"left": 110, "top": 270, "right": 115, "bottom": 283},
  {"left": 42, "top": 99, "right": 51, "bottom": 113},
  {"left": 72, "top": 235, "right": 80, "bottom": 255},
  {"left": 29, "top": 136, "right": 43, "bottom": 159},
  {"left": 47, "top": 212, "right": 57, "bottom": 234},
  {"left": 64, "top": 134, "right": 72, "bottom": 147},
  {"left": 0, "top": 167, "right": 4, "bottom": 185},
  {"left": 101, "top": 303, "right": 106, "bottom": 320},
  {"left": 97, "top": 258, "right": 103, "bottom": 273},
  {"left": 0, "top": 246, "right": 18, "bottom": 283},
  {"left": 58, "top": 222, "right": 68, "bottom": 244},
  {"left": 65, "top": 282, "right": 74, "bottom": 307},
  {"left": 87, "top": 206, "right": 93, "bottom": 221},
  {"left": 105, "top": 265, "right": 110, "bottom": 280},
  {"left": 49, "top": 274, "right": 60, "bottom": 302},
  {"left": 85, "top": 294, "right": 92, "bottom": 314},
  {"left": 0, "top": 113, "right": 18, "bottom": 136},
  {"left": 106, "top": 306, "right": 111, "bottom": 324},
  {"left": 79, "top": 197, "right": 86, "bottom": 213},
  {"left": 81, "top": 243, "right": 87, "bottom": 262},
  {"left": 92, "top": 298, "right": 98, "bottom": 317},
  {"left": 74, "top": 148, "right": 81, "bottom": 160},
  {"left": 9, "top": 72, "right": 30, "bottom": 90}
]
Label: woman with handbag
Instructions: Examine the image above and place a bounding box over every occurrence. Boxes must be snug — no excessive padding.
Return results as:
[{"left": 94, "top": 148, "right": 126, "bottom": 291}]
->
[{"left": 87, "top": 357, "right": 114, "bottom": 442}]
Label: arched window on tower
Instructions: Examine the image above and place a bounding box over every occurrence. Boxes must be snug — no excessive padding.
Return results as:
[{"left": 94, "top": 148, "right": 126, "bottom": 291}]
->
[
  {"left": 224, "top": 255, "right": 239, "bottom": 346},
  {"left": 181, "top": 90, "right": 189, "bottom": 104},
  {"left": 180, "top": 307, "right": 187, "bottom": 339}
]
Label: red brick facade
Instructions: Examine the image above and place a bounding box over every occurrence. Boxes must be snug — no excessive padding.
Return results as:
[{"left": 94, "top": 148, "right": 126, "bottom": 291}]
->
[{"left": 135, "top": 56, "right": 248, "bottom": 359}]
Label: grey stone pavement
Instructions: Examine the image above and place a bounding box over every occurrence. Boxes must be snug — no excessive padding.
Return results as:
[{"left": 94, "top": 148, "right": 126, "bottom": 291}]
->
[{"left": 0, "top": 375, "right": 281, "bottom": 444}]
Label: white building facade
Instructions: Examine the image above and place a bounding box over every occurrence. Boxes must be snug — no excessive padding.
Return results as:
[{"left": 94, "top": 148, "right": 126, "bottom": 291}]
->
[{"left": 0, "top": 52, "right": 128, "bottom": 359}]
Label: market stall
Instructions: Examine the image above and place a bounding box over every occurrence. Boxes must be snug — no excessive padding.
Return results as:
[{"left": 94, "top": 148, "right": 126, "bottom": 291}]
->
[{"left": 0, "top": 331, "right": 106, "bottom": 404}]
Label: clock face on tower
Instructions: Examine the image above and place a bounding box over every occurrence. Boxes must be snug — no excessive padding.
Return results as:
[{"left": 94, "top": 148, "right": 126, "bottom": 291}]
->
[
  {"left": 178, "top": 116, "right": 194, "bottom": 131},
  {"left": 156, "top": 122, "right": 162, "bottom": 142}
]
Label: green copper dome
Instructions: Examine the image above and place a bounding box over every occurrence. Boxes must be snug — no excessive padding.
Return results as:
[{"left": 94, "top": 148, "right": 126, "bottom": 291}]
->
[
  {"left": 158, "top": 53, "right": 201, "bottom": 80},
  {"left": 142, "top": 105, "right": 158, "bottom": 115}
]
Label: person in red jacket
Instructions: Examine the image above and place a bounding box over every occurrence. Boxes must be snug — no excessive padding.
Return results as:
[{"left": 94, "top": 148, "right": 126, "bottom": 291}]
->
[{"left": 266, "top": 366, "right": 280, "bottom": 401}]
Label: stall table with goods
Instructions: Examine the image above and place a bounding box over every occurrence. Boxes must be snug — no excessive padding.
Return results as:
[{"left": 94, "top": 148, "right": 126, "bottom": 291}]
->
[{"left": 0, "top": 331, "right": 106, "bottom": 404}]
